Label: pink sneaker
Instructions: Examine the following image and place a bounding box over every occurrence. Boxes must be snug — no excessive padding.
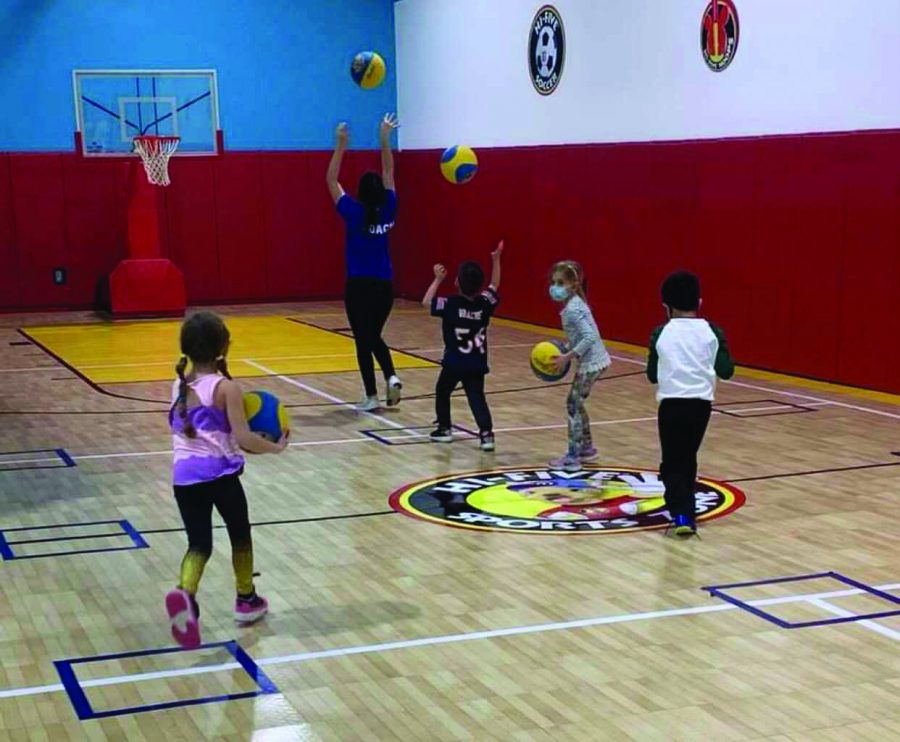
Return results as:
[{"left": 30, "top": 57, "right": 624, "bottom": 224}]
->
[
  {"left": 548, "top": 454, "right": 581, "bottom": 473},
  {"left": 235, "top": 593, "right": 269, "bottom": 624},
  {"left": 578, "top": 445, "right": 599, "bottom": 462},
  {"left": 165, "top": 589, "right": 201, "bottom": 649}
]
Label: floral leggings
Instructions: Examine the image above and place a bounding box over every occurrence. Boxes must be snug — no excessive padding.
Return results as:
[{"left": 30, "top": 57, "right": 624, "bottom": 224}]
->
[{"left": 566, "top": 367, "right": 606, "bottom": 455}]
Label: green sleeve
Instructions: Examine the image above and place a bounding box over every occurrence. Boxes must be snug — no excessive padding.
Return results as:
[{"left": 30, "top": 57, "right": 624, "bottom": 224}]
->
[
  {"left": 710, "top": 323, "right": 735, "bottom": 380},
  {"left": 646, "top": 324, "right": 664, "bottom": 384}
]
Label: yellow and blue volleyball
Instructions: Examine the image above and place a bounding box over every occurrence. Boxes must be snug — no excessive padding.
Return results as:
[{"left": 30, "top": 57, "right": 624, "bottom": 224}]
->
[
  {"left": 530, "top": 340, "right": 570, "bottom": 382},
  {"left": 440, "top": 145, "right": 479, "bottom": 184},
  {"left": 243, "top": 391, "right": 290, "bottom": 443},
  {"left": 351, "top": 51, "right": 386, "bottom": 89}
]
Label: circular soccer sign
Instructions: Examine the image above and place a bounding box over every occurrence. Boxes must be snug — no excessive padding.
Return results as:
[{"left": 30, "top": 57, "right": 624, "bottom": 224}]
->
[
  {"left": 529, "top": 5, "right": 566, "bottom": 95},
  {"left": 390, "top": 466, "right": 745, "bottom": 535}
]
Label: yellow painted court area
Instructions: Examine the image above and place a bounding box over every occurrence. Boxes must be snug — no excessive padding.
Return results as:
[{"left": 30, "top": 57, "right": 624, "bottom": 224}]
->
[{"left": 23, "top": 316, "right": 435, "bottom": 384}]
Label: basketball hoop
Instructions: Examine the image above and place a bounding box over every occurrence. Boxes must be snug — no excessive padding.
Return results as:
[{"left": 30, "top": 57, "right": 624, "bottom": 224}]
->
[{"left": 133, "top": 135, "right": 180, "bottom": 186}]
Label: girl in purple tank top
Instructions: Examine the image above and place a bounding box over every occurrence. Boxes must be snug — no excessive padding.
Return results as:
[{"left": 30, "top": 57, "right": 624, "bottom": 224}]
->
[{"left": 165, "top": 312, "right": 289, "bottom": 649}]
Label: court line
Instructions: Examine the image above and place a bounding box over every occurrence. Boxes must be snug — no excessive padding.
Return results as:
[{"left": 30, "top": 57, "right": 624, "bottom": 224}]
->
[
  {"left": 1, "top": 582, "right": 896, "bottom": 702},
  {"left": 34, "top": 345, "right": 527, "bottom": 372},
  {"left": 243, "top": 359, "right": 415, "bottom": 435},
  {"left": 730, "top": 460, "right": 900, "bottom": 483},
  {"left": 0, "top": 436, "right": 375, "bottom": 467},
  {"left": 807, "top": 598, "right": 900, "bottom": 641},
  {"left": 5, "top": 408, "right": 896, "bottom": 470},
  {"left": 609, "top": 354, "right": 900, "bottom": 420}
]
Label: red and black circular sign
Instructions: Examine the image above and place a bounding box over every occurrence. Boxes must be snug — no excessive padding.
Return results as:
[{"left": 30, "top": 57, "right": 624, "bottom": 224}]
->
[{"left": 701, "top": 1, "right": 740, "bottom": 72}]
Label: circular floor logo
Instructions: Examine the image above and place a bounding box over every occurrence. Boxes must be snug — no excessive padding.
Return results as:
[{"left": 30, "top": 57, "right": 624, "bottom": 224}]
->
[
  {"left": 529, "top": 5, "right": 565, "bottom": 95},
  {"left": 390, "top": 466, "right": 745, "bottom": 535},
  {"left": 701, "top": 0, "right": 739, "bottom": 72}
]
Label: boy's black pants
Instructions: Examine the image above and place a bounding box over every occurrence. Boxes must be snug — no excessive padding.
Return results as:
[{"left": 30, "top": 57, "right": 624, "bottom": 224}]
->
[
  {"left": 657, "top": 398, "right": 712, "bottom": 520},
  {"left": 435, "top": 367, "right": 493, "bottom": 433}
]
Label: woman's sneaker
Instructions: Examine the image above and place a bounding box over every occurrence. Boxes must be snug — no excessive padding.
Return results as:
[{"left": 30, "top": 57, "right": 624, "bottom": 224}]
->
[
  {"left": 479, "top": 432, "right": 495, "bottom": 452},
  {"left": 165, "top": 589, "right": 201, "bottom": 649},
  {"left": 386, "top": 376, "right": 403, "bottom": 407},
  {"left": 429, "top": 427, "right": 453, "bottom": 443},
  {"left": 356, "top": 395, "right": 380, "bottom": 412},
  {"left": 235, "top": 592, "right": 269, "bottom": 624},
  {"left": 548, "top": 454, "right": 581, "bottom": 473},
  {"left": 672, "top": 514, "right": 697, "bottom": 537},
  {"left": 578, "top": 445, "right": 599, "bottom": 463}
]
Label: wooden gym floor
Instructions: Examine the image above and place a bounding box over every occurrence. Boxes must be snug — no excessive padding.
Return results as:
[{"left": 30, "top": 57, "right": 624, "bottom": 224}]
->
[{"left": 0, "top": 300, "right": 897, "bottom": 741}]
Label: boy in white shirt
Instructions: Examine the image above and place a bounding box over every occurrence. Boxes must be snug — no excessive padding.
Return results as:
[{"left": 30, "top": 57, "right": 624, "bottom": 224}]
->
[{"left": 647, "top": 271, "right": 734, "bottom": 536}]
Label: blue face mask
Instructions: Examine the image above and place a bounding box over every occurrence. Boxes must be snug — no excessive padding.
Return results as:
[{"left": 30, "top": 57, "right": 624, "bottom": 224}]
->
[{"left": 549, "top": 285, "right": 569, "bottom": 302}]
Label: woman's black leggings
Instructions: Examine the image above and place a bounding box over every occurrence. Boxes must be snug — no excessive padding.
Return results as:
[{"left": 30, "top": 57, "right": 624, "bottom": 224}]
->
[{"left": 344, "top": 277, "right": 397, "bottom": 397}]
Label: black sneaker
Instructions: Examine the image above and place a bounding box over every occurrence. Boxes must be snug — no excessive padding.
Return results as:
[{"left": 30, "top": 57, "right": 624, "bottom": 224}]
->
[
  {"left": 479, "top": 432, "right": 495, "bottom": 452},
  {"left": 429, "top": 427, "right": 453, "bottom": 443}
]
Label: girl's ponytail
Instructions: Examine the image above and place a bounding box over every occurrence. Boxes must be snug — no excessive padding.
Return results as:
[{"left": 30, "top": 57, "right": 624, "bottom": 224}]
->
[{"left": 175, "top": 355, "right": 196, "bottom": 439}]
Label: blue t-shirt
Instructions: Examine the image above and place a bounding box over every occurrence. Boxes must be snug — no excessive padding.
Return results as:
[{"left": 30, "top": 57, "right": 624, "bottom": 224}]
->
[{"left": 337, "top": 190, "right": 397, "bottom": 280}]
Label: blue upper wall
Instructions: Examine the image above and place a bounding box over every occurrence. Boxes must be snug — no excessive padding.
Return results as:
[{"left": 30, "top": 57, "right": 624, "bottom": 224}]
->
[{"left": 0, "top": 0, "right": 397, "bottom": 151}]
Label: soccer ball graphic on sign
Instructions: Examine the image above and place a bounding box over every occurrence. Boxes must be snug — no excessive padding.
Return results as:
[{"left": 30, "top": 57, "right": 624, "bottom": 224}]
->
[{"left": 535, "top": 26, "right": 557, "bottom": 78}]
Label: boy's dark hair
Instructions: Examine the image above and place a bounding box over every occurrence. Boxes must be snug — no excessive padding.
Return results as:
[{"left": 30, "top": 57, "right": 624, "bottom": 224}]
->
[
  {"left": 661, "top": 271, "right": 701, "bottom": 312},
  {"left": 174, "top": 311, "right": 231, "bottom": 438},
  {"left": 458, "top": 260, "right": 485, "bottom": 297},
  {"left": 358, "top": 171, "right": 387, "bottom": 229}
]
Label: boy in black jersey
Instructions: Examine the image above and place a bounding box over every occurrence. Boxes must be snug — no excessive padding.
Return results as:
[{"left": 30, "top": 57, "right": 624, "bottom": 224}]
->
[{"left": 422, "top": 241, "right": 503, "bottom": 451}]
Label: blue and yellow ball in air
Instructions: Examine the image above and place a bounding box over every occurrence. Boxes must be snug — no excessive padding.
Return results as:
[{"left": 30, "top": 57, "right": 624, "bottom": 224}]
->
[
  {"left": 440, "top": 145, "right": 479, "bottom": 184},
  {"left": 351, "top": 51, "right": 387, "bottom": 89}
]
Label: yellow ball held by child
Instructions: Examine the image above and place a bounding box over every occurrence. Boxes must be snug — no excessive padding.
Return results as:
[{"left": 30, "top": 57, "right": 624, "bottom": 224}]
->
[
  {"left": 351, "top": 51, "right": 387, "bottom": 89},
  {"left": 530, "top": 340, "right": 571, "bottom": 382},
  {"left": 440, "top": 145, "right": 479, "bottom": 184},
  {"left": 242, "top": 391, "right": 290, "bottom": 443}
]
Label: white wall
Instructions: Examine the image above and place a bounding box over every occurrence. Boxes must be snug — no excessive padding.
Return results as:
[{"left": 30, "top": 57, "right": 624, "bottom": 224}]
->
[{"left": 395, "top": 0, "right": 900, "bottom": 149}]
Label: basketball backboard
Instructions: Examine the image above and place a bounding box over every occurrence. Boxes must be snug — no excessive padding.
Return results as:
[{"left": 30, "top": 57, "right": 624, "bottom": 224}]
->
[{"left": 73, "top": 69, "right": 220, "bottom": 156}]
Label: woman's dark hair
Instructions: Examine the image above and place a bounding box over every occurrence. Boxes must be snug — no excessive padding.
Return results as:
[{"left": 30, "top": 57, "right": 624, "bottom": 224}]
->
[
  {"left": 458, "top": 261, "right": 485, "bottom": 297},
  {"left": 358, "top": 171, "right": 387, "bottom": 229},
  {"left": 174, "top": 311, "right": 231, "bottom": 438},
  {"left": 661, "top": 271, "right": 701, "bottom": 311}
]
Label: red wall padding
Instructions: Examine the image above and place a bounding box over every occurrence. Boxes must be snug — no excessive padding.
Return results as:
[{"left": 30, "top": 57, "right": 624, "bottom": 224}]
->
[
  {"left": 391, "top": 131, "right": 900, "bottom": 394},
  {"left": 0, "top": 149, "right": 380, "bottom": 310},
  {"left": 1, "top": 135, "right": 897, "bottom": 392}
]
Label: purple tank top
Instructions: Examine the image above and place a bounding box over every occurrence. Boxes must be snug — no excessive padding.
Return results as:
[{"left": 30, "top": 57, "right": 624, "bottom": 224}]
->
[{"left": 169, "top": 374, "right": 244, "bottom": 486}]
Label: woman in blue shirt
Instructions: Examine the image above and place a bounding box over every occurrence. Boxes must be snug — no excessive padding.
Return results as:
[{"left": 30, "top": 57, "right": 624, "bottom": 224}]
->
[{"left": 326, "top": 114, "right": 402, "bottom": 411}]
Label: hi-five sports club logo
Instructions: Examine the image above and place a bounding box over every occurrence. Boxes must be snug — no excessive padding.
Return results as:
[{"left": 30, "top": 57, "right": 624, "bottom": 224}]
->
[
  {"left": 701, "top": 0, "right": 740, "bottom": 72},
  {"left": 390, "top": 466, "right": 745, "bottom": 534},
  {"left": 529, "top": 5, "right": 565, "bottom": 95}
]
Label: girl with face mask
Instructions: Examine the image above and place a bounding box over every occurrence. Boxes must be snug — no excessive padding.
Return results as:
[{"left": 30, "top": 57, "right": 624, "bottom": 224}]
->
[{"left": 546, "top": 261, "right": 611, "bottom": 472}]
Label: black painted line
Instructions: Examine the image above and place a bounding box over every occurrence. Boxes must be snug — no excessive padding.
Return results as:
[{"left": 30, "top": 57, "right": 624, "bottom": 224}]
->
[
  {"left": 286, "top": 316, "right": 439, "bottom": 367},
  {"left": 17, "top": 329, "right": 169, "bottom": 405},
  {"left": 141, "top": 509, "right": 396, "bottom": 536},
  {"left": 9, "top": 341, "right": 32, "bottom": 346},
  {"left": 730, "top": 461, "right": 900, "bottom": 483}
]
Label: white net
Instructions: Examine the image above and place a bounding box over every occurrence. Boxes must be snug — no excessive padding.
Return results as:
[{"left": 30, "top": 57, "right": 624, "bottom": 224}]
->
[{"left": 133, "top": 135, "right": 180, "bottom": 186}]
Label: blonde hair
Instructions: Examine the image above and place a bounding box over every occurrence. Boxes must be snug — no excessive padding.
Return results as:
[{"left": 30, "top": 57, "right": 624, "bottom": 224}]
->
[{"left": 550, "top": 260, "right": 587, "bottom": 300}]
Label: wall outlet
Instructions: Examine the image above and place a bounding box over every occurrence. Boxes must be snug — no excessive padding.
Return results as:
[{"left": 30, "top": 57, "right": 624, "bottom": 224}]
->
[{"left": 53, "top": 267, "right": 67, "bottom": 285}]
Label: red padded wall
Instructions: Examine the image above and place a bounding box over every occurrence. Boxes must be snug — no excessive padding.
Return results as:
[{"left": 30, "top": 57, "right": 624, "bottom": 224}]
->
[
  {"left": 1, "top": 134, "right": 897, "bottom": 392},
  {"left": 9, "top": 155, "right": 70, "bottom": 308},
  {"left": 0, "top": 154, "right": 20, "bottom": 309},
  {"left": 391, "top": 131, "right": 900, "bottom": 394}
]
